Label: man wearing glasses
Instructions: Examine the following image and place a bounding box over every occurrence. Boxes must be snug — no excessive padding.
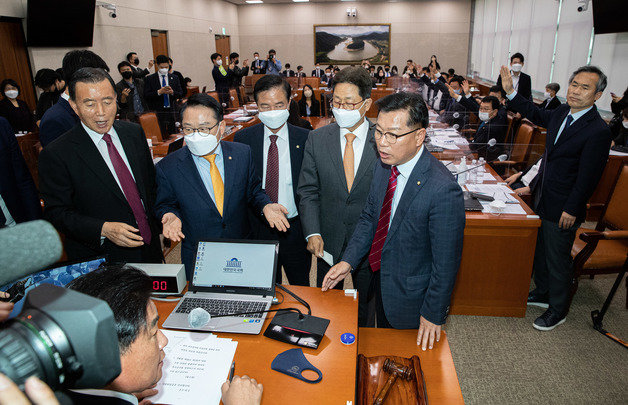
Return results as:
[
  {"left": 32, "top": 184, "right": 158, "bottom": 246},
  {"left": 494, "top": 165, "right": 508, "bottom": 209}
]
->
[
  {"left": 321, "top": 92, "right": 465, "bottom": 351},
  {"left": 298, "top": 66, "right": 378, "bottom": 326},
  {"left": 154, "top": 93, "right": 290, "bottom": 279}
]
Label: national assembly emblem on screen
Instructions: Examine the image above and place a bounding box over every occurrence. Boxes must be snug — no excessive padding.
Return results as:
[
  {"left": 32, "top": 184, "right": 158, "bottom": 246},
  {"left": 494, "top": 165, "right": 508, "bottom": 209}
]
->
[{"left": 223, "top": 258, "right": 244, "bottom": 274}]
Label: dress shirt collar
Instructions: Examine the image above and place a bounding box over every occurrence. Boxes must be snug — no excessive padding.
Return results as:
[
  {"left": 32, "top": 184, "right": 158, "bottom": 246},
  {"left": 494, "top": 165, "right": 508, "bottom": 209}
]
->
[
  {"left": 70, "top": 389, "right": 138, "bottom": 405},
  {"left": 61, "top": 91, "right": 70, "bottom": 101},
  {"left": 569, "top": 105, "right": 593, "bottom": 121},
  {"left": 394, "top": 145, "right": 424, "bottom": 179},
  {"left": 263, "top": 122, "right": 289, "bottom": 142},
  {"left": 340, "top": 117, "right": 369, "bottom": 141},
  {"left": 81, "top": 122, "right": 118, "bottom": 145}
]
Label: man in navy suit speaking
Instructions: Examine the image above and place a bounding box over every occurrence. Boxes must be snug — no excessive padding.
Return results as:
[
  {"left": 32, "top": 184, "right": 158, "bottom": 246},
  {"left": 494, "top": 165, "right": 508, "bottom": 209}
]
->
[
  {"left": 155, "top": 93, "right": 290, "bottom": 278},
  {"left": 322, "top": 92, "right": 465, "bottom": 351}
]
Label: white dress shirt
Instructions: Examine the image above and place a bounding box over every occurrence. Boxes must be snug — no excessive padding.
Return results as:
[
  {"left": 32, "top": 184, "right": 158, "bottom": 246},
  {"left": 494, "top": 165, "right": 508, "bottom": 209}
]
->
[
  {"left": 263, "top": 124, "right": 298, "bottom": 218},
  {"left": 82, "top": 122, "right": 136, "bottom": 192},
  {"left": 511, "top": 72, "right": 520, "bottom": 92},
  {"left": 340, "top": 118, "right": 369, "bottom": 177},
  {"left": 191, "top": 144, "right": 225, "bottom": 206},
  {"left": 60, "top": 91, "right": 70, "bottom": 101},
  {"left": 0, "top": 194, "right": 16, "bottom": 227},
  {"left": 521, "top": 158, "right": 542, "bottom": 187},
  {"left": 391, "top": 145, "right": 424, "bottom": 224}
]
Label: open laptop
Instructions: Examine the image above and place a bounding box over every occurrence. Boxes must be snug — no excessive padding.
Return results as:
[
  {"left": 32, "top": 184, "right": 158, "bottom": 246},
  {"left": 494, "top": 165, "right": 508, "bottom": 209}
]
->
[{"left": 162, "top": 239, "right": 278, "bottom": 334}]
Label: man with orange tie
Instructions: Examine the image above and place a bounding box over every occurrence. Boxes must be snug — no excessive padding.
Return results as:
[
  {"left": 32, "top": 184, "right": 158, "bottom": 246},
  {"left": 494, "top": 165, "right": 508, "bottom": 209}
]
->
[
  {"left": 298, "top": 66, "right": 378, "bottom": 326},
  {"left": 39, "top": 68, "right": 163, "bottom": 263},
  {"left": 322, "top": 92, "right": 465, "bottom": 351},
  {"left": 154, "top": 93, "right": 290, "bottom": 279}
]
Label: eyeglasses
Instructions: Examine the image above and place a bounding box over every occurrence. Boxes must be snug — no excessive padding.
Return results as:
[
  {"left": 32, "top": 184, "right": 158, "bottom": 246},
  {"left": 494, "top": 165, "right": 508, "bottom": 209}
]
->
[
  {"left": 374, "top": 127, "right": 420, "bottom": 144},
  {"left": 331, "top": 99, "right": 365, "bottom": 111},
  {"left": 181, "top": 122, "right": 219, "bottom": 136}
]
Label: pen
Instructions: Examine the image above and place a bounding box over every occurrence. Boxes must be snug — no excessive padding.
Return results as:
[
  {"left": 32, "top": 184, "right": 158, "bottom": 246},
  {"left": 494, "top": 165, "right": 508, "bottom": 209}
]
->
[{"left": 228, "top": 361, "right": 235, "bottom": 382}]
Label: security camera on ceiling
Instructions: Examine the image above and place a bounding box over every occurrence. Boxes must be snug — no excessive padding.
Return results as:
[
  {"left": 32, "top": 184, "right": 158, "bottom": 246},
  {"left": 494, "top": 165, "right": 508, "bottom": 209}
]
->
[{"left": 96, "top": 1, "right": 117, "bottom": 19}]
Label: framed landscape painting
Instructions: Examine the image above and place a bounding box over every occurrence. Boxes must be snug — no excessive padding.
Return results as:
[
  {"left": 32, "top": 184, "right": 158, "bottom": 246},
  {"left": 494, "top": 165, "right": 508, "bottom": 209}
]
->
[{"left": 314, "top": 24, "right": 391, "bottom": 65}]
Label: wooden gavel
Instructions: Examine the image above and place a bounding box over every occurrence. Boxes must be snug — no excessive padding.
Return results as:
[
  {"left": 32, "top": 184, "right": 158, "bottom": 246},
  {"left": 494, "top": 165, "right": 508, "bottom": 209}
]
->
[{"left": 373, "top": 358, "right": 414, "bottom": 405}]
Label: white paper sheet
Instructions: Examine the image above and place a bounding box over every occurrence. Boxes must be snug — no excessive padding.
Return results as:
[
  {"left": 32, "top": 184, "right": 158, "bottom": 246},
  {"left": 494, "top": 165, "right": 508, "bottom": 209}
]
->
[
  {"left": 479, "top": 201, "right": 527, "bottom": 215},
  {"left": 149, "top": 330, "right": 238, "bottom": 405},
  {"left": 465, "top": 184, "right": 518, "bottom": 202},
  {"left": 321, "top": 250, "right": 334, "bottom": 267}
]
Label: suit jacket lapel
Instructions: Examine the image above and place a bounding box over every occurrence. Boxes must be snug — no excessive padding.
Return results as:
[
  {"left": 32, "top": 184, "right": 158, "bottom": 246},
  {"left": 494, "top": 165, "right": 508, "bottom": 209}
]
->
[
  {"left": 287, "top": 125, "right": 305, "bottom": 192},
  {"left": 552, "top": 106, "right": 596, "bottom": 151},
  {"left": 328, "top": 124, "right": 349, "bottom": 195},
  {"left": 386, "top": 151, "right": 431, "bottom": 244},
  {"left": 221, "top": 142, "right": 236, "bottom": 219},
  {"left": 249, "top": 125, "right": 265, "bottom": 180},
  {"left": 352, "top": 126, "right": 377, "bottom": 193},
  {"left": 71, "top": 126, "right": 128, "bottom": 206},
  {"left": 177, "top": 147, "right": 217, "bottom": 213}
]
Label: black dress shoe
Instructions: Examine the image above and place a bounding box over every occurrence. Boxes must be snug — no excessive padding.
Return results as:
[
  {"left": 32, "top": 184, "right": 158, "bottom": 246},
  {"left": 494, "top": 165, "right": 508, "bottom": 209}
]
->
[
  {"left": 527, "top": 290, "right": 549, "bottom": 309},
  {"left": 533, "top": 309, "right": 566, "bottom": 331}
]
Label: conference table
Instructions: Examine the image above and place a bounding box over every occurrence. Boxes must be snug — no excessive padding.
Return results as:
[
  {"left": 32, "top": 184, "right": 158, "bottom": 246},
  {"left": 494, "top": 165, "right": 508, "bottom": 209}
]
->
[{"left": 154, "top": 285, "right": 463, "bottom": 404}]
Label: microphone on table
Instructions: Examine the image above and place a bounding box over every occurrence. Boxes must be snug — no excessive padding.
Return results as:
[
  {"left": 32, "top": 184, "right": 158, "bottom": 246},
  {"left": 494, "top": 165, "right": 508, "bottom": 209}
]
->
[
  {"left": 444, "top": 138, "right": 496, "bottom": 168},
  {"left": 0, "top": 220, "right": 63, "bottom": 286},
  {"left": 187, "top": 306, "right": 306, "bottom": 329}
]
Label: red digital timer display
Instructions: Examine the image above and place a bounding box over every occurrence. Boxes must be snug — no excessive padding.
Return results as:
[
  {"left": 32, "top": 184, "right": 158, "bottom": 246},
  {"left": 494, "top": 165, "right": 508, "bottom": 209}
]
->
[{"left": 150, "top": 276, "right": 178, "bottom": 293}]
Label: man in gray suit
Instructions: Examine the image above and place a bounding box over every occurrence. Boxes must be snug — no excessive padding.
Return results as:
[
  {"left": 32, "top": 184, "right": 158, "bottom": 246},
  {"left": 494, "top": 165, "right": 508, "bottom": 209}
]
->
[
  {"left": 298, "top": 66, "right": 378, "bottom": 326},
  {"left": 322, "top": 92, "right": 465, "bottom": 351}
]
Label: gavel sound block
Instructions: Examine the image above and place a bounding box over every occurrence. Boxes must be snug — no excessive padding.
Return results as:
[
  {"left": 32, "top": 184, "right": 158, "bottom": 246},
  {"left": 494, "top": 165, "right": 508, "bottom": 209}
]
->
[{"left": 357, "top": 355, "right": 428, "bottom": 405}]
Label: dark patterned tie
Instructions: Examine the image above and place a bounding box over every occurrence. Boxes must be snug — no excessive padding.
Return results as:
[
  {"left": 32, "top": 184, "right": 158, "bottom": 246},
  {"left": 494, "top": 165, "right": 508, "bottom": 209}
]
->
[
  {"left": 266, "top": 135, "right": 279, "bottom": 203},
  {"left": 368, "top": 166, "right": 400, "bottom": 272},
  {"left": 102, "top": 133, "right": 152, "bottom": 244}
]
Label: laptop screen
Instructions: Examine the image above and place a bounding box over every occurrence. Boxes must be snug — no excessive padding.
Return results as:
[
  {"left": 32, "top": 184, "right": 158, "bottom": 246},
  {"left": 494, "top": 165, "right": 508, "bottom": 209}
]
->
[
  {"left": 192, "top": 241, "right": 276, "bottom": 290},
  {"left": 0, "top": 256, "right": 106, "bottom": 319}
]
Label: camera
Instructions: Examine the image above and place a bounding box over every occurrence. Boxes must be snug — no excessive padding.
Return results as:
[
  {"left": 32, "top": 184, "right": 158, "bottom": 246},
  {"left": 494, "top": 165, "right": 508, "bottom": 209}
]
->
[
  {"left": 0, "top": 284, "right": 121, "bottom": 391},
  {"left": 577, "top": 0, "right": 589, "bottom": 12},
  {"left": 109, "top": 11, "right": 117, "bottom": 18}
]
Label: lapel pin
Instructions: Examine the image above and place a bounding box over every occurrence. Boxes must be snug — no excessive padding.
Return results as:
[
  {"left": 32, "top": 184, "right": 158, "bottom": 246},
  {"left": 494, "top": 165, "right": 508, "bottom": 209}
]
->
[
  {"left": 417, "top": 181, "right": 421, "bottom": 186},
  {"left": 228, "top": 156, "right": 232, "bottom": 160},
  {"left": 296, "top": 145, "right": 300, "bottom": 149}
]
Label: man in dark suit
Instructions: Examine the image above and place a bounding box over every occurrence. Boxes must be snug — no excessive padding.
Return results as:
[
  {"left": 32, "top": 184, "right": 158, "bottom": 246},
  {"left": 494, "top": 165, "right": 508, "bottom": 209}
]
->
[
  {"left": 296, "top": 65, "right": 306, "bottom": 78},
  {"left": 538, "top": 82, "right": 562, "bottom": 110},
  {"left": 155, "top": 93, "right": 290, "bottom": 278},
  {"left": 126, "top": 52, "right": 153, "bottom": 79},
  {"left": 282, "top": 64, "right": 295, "bottom": 77},
  {"left": 298, "top": 67, "right": 378, "bottom": 325},
  {"left": 252, "top": 52, "right": 266, "bottom": 74},
  {"left": 39, "top": 50, "right": 109, "bottom": 147},
  {"left": 417, "top": 64, "right": 451, "bottom": 111},
  {"left": 116, "top": 61, "right": 148, "bottom": 122},
  {"left": 467, "top": 96, "right": 508, "bottom": 161},
  {"left": 39, "top": 68, "right": 163, "bottom": 264},
  {"left": 229, "top": 52, "right": 249, "bottom": 89},
  {"left": 143, "top": 54, "right": 183, "bottom": 136},
  {"left": 321, "top": 68, "right": 333, "bottom": 86},
  {"left": 210, "top": 52, "right": 232, "bottom": 107},
  {"left": 0, "top": 117, "right": 41, "bottom": 226},
  {"left": 500, "top": 64, "right": 613, "bottom": 330},
  {"left": 234, "top": 75, "right": 310, "bottom": 285},
  {"left": 312, "top": 63, "right": 323, "bottom": 78},
  {"left": 322, "top": 92, "right": 465, "bottom": 351},
  {"left": 497, "top": 52, "right": 532, "bottom": 101}
]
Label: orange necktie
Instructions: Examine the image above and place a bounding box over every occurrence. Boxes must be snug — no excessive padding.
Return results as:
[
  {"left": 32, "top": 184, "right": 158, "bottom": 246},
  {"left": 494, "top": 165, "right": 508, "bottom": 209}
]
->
[{"left": 343, "top": 133, "right": 356, "bottom": 191}]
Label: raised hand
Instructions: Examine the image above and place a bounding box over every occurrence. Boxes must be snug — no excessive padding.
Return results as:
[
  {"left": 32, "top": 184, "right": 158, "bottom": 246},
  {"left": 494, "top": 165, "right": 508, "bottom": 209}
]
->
[{"left": 499, "top": 65, "right": 515, "bottom": 95}]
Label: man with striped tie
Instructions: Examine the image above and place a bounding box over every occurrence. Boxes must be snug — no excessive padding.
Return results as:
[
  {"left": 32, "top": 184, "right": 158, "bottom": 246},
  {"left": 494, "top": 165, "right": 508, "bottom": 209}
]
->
[
  {"left": 154, "top": 93, "right": 289, "bottom": 279},
  {"left": 322, "top": 92, "right": 465, "bottom": 351}
]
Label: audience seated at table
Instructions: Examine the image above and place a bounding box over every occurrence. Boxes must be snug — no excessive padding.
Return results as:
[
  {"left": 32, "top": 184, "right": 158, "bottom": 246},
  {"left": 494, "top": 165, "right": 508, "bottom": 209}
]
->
[
  {"left": 298, "top": 84, "right": 321, "bottom": 117},
  {"left": 538, "top": 82, "right": 562, "bottom": 110}
]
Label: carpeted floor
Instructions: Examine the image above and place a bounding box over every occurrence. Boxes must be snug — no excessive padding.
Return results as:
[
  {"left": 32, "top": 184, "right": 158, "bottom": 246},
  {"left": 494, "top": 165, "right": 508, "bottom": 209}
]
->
[{"left": 166, "top": 244, "right": 628, "bottom": 404}]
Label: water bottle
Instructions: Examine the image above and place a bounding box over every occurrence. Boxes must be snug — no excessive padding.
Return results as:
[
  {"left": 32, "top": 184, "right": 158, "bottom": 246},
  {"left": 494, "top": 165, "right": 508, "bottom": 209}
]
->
[
  {"left": 469, "top": 159, "right": 478, "bottom": 184},
  {"left": 477, "top": 157, "right": 486, "bottom": 183},
  {"left": 458, "top": 156, "right": 468, "bottom": 186}
]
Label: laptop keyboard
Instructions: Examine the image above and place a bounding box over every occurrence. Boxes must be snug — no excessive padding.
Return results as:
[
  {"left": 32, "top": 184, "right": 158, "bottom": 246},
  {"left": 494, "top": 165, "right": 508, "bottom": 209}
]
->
[{"left": 175, "top": 298, "right": 266, "bottom": 318}]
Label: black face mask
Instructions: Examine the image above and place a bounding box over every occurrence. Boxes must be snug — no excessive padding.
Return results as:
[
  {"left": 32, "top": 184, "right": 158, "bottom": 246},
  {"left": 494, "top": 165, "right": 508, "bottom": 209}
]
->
[
  {"left": 133, "top": 58, "right": 140, "bottom": 66},
  {"left": 121, "top": 71, "right": 133, "bottom": 80},
  {"left": 234, "top": 60, "right": 239, "bottom": 65},
  {"left": 385, "top": 68, "right": 389, "bottom": 72}
]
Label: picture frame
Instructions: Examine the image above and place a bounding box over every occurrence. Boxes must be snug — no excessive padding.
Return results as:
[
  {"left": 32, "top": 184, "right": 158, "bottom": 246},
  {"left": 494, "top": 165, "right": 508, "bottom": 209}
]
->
[{"left": 314, "top": 24, "right": 391, "bottom": 65}]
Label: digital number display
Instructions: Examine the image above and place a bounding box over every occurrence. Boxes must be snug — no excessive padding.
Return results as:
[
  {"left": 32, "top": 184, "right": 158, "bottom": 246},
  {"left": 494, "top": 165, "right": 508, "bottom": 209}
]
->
[{"left": 149, "top": 276, "right": 178, "bottom": 293}]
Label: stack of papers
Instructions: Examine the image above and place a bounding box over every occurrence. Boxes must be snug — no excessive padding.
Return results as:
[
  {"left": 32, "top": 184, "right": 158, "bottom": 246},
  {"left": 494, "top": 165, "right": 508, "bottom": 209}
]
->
[
  {"left": 429, "top": 137, "right": 460, "bottom": 150},
  {"left": 465, "top": 183, "right": 518, "bottom": 202},
  {"left": 149, "top": 330, "right": 238, "bottom": 405},
  {"left": 224, "top": 109, "right": 246, "bottom": 119},
  {"left": 233, "top": 116, "right": 254, "bottom": 122}
]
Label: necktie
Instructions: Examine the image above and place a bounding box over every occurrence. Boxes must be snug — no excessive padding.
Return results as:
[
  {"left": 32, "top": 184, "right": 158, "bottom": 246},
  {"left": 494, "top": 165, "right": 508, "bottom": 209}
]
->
[
  {"left": 203, "top": 154, "right": 224, "bottom": 216},
  {"left": 555, "top": 114, "right": 574, "bottom": 144},
  {"left": 478, "top": 121, "right": 486, "bottom": 132},
  {"left": 343, "top": 133, "right": 357, "bottom": 191},
  {"left": 368, "top": 166, "right": 400, "bottom": 272},
  {"left": 161, "top": 75, "right": 169, "bottom": 108},
  {"left": 266, "top": 135, "right": 279, "bottom": 203},
  {"left": 102, "top": 133, "right": 151, "bottom": 244}
]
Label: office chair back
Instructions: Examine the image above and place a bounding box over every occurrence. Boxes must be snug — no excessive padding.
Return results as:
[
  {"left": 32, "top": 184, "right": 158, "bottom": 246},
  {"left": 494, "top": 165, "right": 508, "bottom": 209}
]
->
[{"left": 139, "top": 112, "right": 164, "bottom": 143}]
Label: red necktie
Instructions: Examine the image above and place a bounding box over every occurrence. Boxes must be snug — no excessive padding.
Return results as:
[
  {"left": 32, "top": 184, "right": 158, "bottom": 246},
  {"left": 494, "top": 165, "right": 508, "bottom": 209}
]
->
[
  {"left": 102, "top": 133, "right": 152, "bottom": 245},
  {"left": 266, "top": 135, "right": 279, "bottom": 203},
  {"left": 368, "top": 166, "right": 400, "bottom": 272}
]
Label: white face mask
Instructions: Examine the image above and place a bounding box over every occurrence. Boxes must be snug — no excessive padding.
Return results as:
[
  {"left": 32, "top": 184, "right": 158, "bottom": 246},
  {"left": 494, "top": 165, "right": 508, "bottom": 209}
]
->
[
  {"left": 453, "top": 89, "right": 461, "bottom": 95},
  {"left": 325, "top": 72, "right": 331, "bottom": 77},
  {"left": 511, "top": 63, "right": 523, "bottom": 72},
  {"left": 623, "top": 121, "right": 628, "bottom": 129},
  {"left": 303, "top": 90, "right": 313, "bottom": 98},
  {"left": 217, "top": 60, "right": 223, "bottom": 66},
  {"left": 258, "top": 109, "right": 290, "bottom": 130},
  {"left": 333, "top": 102, "right": 365, "bottom": 129},
  {"left": 254, "top": 56, "right": 259, "bottom": 60},
  {"left": 4, "top": 90, "right": 18, "bottom": 99},
  {"left": 185, "top": 131, "right": 219, "bottom": 156},
  {"left": 158, "top": 68, "right": 169, "bottom": 75},
  {"left": 478, "top": 112, "right": 491, "bottom": 122},
  {"left": 544, "top": 91, "right": 551, "bottom": 99}
]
